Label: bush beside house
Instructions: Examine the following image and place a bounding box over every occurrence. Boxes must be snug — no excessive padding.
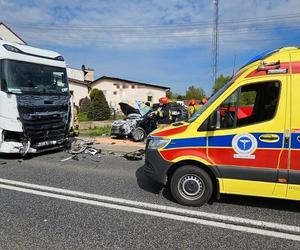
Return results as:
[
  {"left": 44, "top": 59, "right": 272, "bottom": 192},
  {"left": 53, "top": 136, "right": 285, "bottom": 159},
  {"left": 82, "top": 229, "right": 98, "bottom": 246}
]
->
[
  {"left": 79, "top": 96, "right": 92, "bottom": 113},
  {"left": 87, "top": 88, "right": 111, "bottom": 121}
]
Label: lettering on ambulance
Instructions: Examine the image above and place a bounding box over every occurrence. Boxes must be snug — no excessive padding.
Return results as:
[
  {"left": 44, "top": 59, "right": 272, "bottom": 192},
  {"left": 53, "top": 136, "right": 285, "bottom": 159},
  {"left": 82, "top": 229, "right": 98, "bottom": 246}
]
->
[
  {"left": 232, "top": 133, "right": 257, "bottom": 159},
  {"left": 207, "top": 133, "right": 283, "bottom": 168}
]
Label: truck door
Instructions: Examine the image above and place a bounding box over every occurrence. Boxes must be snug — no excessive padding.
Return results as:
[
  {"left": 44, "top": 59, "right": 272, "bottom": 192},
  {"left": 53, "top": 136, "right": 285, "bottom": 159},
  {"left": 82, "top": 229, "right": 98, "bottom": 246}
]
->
[
  {"left": 287, "top": 54, "right": 300, "bottom": 199},
  {"left": 206, "top": 79, "right": 288, "bottom": 196}
]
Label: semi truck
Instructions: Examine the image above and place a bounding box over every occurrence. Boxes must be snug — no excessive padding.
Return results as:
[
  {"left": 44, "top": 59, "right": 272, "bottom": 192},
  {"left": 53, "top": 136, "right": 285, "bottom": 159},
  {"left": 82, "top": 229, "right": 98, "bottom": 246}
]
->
[{"left": 0, "top": 40, "right": 71, "bottom": 155}]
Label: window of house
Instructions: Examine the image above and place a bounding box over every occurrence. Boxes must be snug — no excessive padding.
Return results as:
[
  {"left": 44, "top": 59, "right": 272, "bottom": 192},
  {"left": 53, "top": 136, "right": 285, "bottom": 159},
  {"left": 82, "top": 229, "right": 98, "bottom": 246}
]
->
[
  {"left": 147, "top": 96, "right": 153, "bottom": 102},
  {"left": 116, "top": 84, "right": 120, "bottom": 89},
  {"left": 132, "top": 85, "right": 135, "bottom": 88},
  {"left": 113, "top": 91, "right": 117, "bottom": 95},
  {"left": 123, "top": 84, "right": 127, "bottom": 89},
  {"left": 202, "top": 81, "right": 280, "bottom": 130}
]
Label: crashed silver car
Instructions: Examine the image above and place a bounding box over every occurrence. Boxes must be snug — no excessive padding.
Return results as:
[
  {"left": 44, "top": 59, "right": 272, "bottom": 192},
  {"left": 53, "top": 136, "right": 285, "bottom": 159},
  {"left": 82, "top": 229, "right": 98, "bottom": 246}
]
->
[{"left": 111, "top": 103, "right": 155, "bottom": 141}]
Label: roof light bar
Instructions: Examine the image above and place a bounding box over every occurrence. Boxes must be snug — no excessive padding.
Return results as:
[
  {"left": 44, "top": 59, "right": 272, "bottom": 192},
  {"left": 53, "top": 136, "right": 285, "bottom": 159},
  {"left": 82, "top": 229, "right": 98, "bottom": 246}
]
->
[{"left": 257, "top": 60, "right": 280, "bottom": 71}]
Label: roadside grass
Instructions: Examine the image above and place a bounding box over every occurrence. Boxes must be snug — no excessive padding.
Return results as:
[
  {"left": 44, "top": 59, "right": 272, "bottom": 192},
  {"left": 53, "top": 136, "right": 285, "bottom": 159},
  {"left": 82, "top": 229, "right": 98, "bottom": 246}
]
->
[
  {"left": 78, "top": 112, "right": 125, "bottom": 122},
  {"left": 79, "top": 126, "right": 112, "bottom": 136},
  {"left": 78, "top": 112, "right": 90, "bottom": 122}
]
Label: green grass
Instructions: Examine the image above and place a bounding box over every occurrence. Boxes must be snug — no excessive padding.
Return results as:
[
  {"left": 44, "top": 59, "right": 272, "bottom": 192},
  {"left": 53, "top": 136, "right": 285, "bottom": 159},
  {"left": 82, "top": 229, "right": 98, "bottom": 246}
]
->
[
  {"left": 79, "top": 126, "right": 112, "bottom": 136},
  {"left": 78, "top": 112, "right": 90, "bottom": 122},
  {"left": 78, "top": 112, "right": 125, "bottom": 122}
]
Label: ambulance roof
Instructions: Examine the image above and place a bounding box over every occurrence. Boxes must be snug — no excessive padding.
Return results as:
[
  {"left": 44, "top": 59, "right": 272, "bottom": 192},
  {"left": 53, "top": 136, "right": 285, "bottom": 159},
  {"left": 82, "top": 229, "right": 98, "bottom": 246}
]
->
[{"left": 239, "top": 46, "right": 299, "bottom": 72}]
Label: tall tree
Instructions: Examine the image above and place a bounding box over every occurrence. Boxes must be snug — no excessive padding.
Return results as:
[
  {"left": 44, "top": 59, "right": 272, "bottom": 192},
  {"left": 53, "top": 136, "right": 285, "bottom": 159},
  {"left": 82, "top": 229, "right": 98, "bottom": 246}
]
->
[
  {"left": 185, "top": 85, "right": 206, "bottom": 100},
  {"left": 213, "top": 74, "right": 232, "bottom": 94},
  {"left": 166, "top": 90, "right": 179, "bottom": 100}
]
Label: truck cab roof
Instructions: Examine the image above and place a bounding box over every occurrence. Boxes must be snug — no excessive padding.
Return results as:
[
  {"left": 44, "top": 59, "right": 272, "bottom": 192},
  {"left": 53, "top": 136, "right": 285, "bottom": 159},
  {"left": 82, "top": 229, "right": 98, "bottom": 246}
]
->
[{"left": 0, "top": 40, "right": 66, "bottom": 68}]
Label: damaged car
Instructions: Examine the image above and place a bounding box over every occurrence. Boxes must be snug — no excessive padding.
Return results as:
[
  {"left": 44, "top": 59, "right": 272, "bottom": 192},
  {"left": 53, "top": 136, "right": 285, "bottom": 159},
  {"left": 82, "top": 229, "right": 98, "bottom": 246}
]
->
[{"left": 111, "top": 102, "right": 157, "bottom": 142}]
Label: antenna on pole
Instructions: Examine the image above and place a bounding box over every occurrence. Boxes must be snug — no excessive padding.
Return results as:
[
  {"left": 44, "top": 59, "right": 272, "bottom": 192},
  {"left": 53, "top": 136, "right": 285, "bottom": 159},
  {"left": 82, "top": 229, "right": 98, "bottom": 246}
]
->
[
  {"left": 232, "top": 54, "right": 236, "bottom": 76},
  {"left": 212, "top": 0, "right": 219, "bottom": 94}
]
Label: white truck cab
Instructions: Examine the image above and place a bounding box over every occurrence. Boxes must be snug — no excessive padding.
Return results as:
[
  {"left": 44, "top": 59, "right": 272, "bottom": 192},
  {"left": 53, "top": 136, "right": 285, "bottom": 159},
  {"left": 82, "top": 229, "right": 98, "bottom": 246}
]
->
[{"left": 0, "top": 40, "right": 71, "bottom": 155}]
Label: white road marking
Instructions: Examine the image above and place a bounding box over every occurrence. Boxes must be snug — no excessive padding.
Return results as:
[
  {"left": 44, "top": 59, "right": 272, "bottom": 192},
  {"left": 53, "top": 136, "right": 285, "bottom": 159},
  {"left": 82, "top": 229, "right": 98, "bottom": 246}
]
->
[{"left": 0, "top": 178, "right": 299, "bottom": 241}]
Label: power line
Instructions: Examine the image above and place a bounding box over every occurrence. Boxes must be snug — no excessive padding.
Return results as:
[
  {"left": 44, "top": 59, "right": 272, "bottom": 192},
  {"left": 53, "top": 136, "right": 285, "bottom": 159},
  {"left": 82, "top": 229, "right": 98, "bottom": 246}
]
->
[{"left": 7, "top": 12, "right": 300, "bottom": 30}]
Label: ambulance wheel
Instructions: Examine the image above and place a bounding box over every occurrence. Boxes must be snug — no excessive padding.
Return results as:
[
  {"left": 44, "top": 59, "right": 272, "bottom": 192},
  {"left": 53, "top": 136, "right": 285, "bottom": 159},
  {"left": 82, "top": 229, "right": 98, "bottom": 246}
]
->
[
  {"left": 170, "top": 165, "right": 213, "bottom": 206},
  {"left": 132, "top": 127, "right": 146, "bottom": 142}
]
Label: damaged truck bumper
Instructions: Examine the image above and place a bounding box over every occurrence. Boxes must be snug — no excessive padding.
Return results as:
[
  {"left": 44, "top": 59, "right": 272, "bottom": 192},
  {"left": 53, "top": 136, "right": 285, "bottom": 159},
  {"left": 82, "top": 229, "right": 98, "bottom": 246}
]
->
[
  {"left": 0, "top": 141, "right": 36, "bottom": 154},
  {"left": 0, "top": 94, "right": 71, "bottom": 155}
]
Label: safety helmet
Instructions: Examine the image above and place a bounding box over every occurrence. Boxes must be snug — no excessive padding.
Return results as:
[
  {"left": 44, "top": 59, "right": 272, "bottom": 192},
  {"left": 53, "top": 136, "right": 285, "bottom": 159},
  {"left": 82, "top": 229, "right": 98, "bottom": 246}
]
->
[
  {"left": 189, "top": 99, "right": 196, "bottom": 106},
  {"left": 159, "top": 97, "right": 170, "bottom": 104},
  {"left": 201, "top": 98, "right": 208, "bottom": 104}
]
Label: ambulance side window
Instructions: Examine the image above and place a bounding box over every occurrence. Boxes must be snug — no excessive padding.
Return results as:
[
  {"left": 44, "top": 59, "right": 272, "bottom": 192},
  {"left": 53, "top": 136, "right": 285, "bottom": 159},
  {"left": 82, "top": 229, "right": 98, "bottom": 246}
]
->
[{"left": 202, "top": 81, "right": 280, "bottom": 130}]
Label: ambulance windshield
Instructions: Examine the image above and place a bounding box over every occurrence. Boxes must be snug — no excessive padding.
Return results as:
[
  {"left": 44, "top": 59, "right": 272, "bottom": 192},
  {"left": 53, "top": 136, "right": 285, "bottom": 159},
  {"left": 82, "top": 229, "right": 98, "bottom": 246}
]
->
[{"left": 188, "top": 78, "right": 234, "bottom": 123}]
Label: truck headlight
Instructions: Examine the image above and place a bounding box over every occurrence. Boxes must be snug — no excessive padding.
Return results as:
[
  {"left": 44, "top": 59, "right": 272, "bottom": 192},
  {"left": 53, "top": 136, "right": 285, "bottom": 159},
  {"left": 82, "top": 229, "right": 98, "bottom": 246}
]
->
[{"left": 148, "top": 138, "right": 170, "bottom": 149}]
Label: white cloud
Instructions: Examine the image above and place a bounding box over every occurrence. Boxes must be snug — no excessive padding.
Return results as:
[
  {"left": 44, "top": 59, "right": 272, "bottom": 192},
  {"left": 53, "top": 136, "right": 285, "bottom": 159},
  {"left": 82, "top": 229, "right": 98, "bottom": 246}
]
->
[{"left": 0, "top": 0, "right": 299, "bottom": 52}]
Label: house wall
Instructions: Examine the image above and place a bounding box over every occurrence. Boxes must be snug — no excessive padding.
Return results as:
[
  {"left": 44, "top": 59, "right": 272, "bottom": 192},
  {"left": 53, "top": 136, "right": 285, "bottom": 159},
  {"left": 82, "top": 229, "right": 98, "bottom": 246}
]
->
[
  {"left": 69, "top": 81, "right": 89, "bottom": 106},
  {"left": 0, "top": 24, "right": 25, "bottom": 44},
  {"left": 67, "top": 67, "right": 84, "bottom": 81},
  {"left": 90, "top": 79, "right": 166, "bottom": 110}
]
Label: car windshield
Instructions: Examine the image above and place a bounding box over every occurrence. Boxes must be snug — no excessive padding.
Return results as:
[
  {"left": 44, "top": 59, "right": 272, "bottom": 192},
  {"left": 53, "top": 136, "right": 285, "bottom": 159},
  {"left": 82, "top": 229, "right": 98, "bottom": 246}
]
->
[
  {"left": 1, "top": 59, "right": 69, "bottom": 95},
  {"left": 188, "top": 78, "right": 235, "bottom": 123}
]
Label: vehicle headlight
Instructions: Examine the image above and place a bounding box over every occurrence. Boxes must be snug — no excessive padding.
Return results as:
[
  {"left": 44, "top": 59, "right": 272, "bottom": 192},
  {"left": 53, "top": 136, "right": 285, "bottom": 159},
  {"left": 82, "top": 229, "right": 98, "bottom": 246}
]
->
[{"left": 147, "top": 138, "right": 170, "bottom": 149}]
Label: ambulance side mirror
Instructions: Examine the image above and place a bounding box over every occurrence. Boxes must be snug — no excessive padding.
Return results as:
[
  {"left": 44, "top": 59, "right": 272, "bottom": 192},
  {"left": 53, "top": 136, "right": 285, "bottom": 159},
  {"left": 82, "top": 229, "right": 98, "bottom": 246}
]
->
[
  {"left": 208, "top": 110, "right": 221, "bottom": 130},
  {"left": 198, "top": 110, "right": 221, "bottom": 131}
]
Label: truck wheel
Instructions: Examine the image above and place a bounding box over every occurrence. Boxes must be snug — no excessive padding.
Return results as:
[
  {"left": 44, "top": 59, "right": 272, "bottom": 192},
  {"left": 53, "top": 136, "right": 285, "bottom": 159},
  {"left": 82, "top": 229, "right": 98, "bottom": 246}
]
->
[
  {"left": 170, "top": 165, "right": 213, "bottom": 206},
  {"left": 132, "top": 127, "right": 146, "bottom": 142}
]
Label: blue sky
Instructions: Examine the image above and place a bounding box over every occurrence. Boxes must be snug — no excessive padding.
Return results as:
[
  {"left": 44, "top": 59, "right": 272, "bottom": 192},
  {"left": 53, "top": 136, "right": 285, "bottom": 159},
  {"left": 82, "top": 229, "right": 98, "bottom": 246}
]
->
[{"left": 1, "top": 0, "right": 300, "bottom": 95}]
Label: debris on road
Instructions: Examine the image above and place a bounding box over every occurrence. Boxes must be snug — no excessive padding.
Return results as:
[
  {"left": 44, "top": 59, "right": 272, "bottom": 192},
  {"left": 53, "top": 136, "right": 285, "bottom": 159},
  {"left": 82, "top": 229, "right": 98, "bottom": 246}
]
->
[
  {"left": 84, "top": 147, "right": 98, "bottom": 155},
  {"left": 60, "top": 155, "right": 77, "bottom": 162},
  {"left": 123, "top": 149, "right": 145, "bottom": 161}
]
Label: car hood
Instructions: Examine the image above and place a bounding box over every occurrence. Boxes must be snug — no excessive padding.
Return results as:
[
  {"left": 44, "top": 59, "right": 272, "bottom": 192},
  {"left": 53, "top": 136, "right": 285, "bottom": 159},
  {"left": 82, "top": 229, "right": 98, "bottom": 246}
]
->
[{"left": 119, "top": 102, "right": 140, "bottom": 116}]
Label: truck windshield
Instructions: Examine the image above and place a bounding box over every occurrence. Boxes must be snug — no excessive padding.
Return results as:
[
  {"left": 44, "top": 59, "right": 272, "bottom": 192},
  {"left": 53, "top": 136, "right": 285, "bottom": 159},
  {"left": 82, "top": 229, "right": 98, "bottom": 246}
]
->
[
  {"left": 1, "top": 59, "right": 69, "bottom": 95},
  {"left": 188, "top": 78, "right": 235, "bottom": 123}
]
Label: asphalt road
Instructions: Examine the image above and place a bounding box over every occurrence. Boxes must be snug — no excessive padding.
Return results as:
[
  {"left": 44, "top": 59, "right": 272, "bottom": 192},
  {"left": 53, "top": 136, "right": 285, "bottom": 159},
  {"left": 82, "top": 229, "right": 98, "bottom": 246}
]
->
[{"left": 0, "top": 151, "right": 300, "bottom": 249}]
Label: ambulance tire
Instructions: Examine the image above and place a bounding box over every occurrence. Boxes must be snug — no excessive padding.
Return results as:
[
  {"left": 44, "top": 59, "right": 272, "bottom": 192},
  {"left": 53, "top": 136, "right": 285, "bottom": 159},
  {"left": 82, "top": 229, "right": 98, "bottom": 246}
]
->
[
  {"left": 132, "top": 127, "right": 146, "bottom": 142},
  {"left": 170, "top": 165, "right": 213, "bottom": 206}
]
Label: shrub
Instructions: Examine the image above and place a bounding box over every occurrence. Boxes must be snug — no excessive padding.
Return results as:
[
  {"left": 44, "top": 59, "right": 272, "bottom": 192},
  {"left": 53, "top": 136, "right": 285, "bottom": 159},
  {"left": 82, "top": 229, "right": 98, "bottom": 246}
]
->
[
  {"left": 87, "top": 89, "right": 110, "bottom": 121},
  {"left": 79, "top": 97, "right": 92, "bottom": 113},
  {"left": 89, "top": 88, "right": 101, "bottom": 101}
]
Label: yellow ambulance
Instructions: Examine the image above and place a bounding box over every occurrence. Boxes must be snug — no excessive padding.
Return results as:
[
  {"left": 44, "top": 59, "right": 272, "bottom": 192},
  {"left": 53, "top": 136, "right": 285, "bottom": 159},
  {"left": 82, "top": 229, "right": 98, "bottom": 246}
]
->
[{"left": 145, "top": 47, "right": 300, "bottom": 206}]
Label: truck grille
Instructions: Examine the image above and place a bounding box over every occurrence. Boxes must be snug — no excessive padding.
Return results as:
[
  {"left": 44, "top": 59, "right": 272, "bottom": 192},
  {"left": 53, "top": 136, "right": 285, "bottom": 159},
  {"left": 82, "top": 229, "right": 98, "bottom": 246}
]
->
[{"left": 16, "top": 95, "right": 71, "bottom": 146}]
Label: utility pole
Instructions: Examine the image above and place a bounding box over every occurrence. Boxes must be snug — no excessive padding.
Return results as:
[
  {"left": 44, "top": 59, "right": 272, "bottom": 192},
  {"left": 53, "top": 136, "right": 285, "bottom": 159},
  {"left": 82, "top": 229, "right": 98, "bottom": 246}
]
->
[{"left": 212, "top": 0, "right": 219, "bottom": 94}]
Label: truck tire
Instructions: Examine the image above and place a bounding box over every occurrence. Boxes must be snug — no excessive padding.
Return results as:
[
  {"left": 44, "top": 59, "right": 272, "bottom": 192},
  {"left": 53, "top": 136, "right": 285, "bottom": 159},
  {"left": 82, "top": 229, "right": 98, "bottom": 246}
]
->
[
  {"left": 132, "top": 127, "right": 146, "bottom": 142},
  {"left": 170, "top": 165, "right": 213, "bottom": 206}
]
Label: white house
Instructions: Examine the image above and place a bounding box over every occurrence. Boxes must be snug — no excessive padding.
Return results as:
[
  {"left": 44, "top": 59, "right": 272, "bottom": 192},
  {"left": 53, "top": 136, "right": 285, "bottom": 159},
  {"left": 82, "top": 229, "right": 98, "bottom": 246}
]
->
[
  {"left": 90, "top": 76, "right": 170, "bottom": 109},
  {"left": 67, "top": 66, "right": 94, "bottom": 105},
  {"left": 0, "top": 22, "right": 26, "bottom": 44}
]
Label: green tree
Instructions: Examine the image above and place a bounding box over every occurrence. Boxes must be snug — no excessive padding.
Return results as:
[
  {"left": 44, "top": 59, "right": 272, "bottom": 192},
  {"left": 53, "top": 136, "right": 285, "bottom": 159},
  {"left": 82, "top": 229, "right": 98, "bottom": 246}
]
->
[
  {"left": 87, "top": 88, "right": 110, "bottom": 121},
  {"left": 79, "top": 96, "right": 91, "bottom": 113},
  {"left": 166, "top": 90, "right": 179, "bottom": 100},
  {"left": 89, "top": 88, "right": 101, "bottom": 102},
  {"left": 185, "top": 85, "right": 206, "bottom": 100},
  {"left": 213, "top": 74, "right": 232, "bottom": 94}
]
